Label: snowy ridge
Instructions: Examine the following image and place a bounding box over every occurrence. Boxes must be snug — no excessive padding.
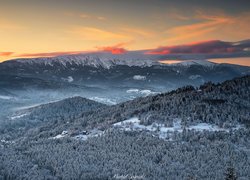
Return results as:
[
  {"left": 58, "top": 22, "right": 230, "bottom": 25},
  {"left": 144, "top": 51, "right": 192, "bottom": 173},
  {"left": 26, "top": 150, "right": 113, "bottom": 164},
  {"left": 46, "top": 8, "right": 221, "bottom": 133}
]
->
[
  {"left": 170, "top": 60, "right": 216, "bottom": 67},
  {"left": 12, "top": 52, "right": 160, "bottom": 69}
]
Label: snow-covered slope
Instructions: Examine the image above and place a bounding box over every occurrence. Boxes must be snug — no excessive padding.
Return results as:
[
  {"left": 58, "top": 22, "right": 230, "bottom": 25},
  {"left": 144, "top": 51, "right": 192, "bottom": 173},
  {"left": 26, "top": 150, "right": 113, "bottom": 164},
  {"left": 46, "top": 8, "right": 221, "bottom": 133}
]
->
[
  {"left": 8, "top": 52, "right": 161, "bottom": 69},
  {"left": 112, "top": 117, "right": 244, "bottom": 140}
]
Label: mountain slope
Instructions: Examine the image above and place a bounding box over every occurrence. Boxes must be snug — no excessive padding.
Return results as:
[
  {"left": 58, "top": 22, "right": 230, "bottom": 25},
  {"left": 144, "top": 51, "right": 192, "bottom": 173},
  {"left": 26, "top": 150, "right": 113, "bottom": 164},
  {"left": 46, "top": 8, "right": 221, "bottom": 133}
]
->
[
  {"left": 1, "top": 53, "right": 249, "bottom": 93},
  {"left": 0, "top": 76, "right": 250, "bottom": 180},
  {"left": 6, "top": 75, "right": 249, "bottom": 139},
  {"left": 1, "top": 96, "right": 107, "bottom": 136},
  {"left": 72, "top": 75, "right": 250, "bottom": 130}
]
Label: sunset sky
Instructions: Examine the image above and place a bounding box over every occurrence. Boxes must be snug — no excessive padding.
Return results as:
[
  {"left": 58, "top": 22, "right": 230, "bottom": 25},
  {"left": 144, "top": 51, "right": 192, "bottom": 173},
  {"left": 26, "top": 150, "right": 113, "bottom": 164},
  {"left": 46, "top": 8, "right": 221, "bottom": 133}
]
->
[{"left": 0, "top": 0, "right": 250, "bottom": 65}]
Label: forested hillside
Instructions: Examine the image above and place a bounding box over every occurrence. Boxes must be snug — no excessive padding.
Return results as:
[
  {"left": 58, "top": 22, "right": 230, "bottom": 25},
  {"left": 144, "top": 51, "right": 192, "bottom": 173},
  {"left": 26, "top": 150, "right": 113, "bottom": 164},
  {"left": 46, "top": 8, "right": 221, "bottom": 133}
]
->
[
  {"left": 0, "top": 76, "right": 249, "bottom": 179},
  {"left": 0, "top": 96, "right": 106, "bottom": 137},
  {"left": 23, "top": 75, "right": 249, "bottom": 138}
]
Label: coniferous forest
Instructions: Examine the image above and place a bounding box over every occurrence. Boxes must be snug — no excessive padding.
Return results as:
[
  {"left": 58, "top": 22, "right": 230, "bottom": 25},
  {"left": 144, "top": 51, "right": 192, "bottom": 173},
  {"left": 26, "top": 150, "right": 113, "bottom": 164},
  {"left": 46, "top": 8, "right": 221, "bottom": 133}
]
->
[{"left": 0, "top": 76, "right": 249, "bottom": 180}]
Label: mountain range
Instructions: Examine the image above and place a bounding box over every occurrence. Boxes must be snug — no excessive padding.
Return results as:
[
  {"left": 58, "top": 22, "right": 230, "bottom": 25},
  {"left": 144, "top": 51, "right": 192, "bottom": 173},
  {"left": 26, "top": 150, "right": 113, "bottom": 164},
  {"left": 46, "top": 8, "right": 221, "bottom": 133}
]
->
[{"left": 0, "top": 53, "right": 249, "bottom": 119}]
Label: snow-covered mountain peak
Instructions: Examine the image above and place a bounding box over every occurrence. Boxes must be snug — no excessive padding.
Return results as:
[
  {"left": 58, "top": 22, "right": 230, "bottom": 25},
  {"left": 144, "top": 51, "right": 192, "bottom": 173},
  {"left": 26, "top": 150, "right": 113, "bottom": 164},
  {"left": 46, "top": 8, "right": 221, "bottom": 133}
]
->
[{"left": 11, "top": 52, "right": 161, "bottom": 69}]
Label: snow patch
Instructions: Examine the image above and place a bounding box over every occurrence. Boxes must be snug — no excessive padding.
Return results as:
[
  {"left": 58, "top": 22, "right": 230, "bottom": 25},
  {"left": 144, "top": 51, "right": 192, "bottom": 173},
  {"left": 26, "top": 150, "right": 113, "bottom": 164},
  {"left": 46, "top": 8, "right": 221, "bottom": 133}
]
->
[
  {"left": 126, "top": 89, "right": 158, "bottom": 96},
  {"left": 189, "top": 75, "right": 202, "bottom": 80},
  {"left": 62, "top": 76, "right": 74, "bottom": 83},
  {"left": 52, "top": 134, "right": 66, "bottom": 139},
  {"left": 244, "top": 48, "right": 250, "bottom": 51},
  {"left": 140, "top": 90, "right": 154, "bottom": 96},
  {"left": 0, "top": 139, "right": 15, "bottom": 145},
  {"left": 126, "top": 89, "right": 140, "bottom": 93},
  {"left": 189, "top": 123, "right": 222, "bottom": 131},
  {"left": 67, "top": 76, "right": 74, "bottom": 82},
  {"left": 73, "top": 129, "right": 104, "bottom": 141},
  {"left": 89, "top": 97, "right": 117, "bottom": 105},
  {"left": 50, "top": 129, "right": 104, "bottom": 141},
  {"left": 113, "top": 117, "right": 140, "bottom": 126},
  {"left": 133, "top": 75, "right": 146, "bottom": 81},
  {"left": 51, "top": 131, "right": 69, "bottom": 139},
  {"left": 0, "top": 95, "right": 13, "bottom": 100},
  {"left": 10, "top": 113, "right": 29, "bottom": 120},
  {"left": 113, "top": 118, "right": 181, "bottom": 140},
  {"left": 113, "top": 118, "right": 244, "bottom": 140}
]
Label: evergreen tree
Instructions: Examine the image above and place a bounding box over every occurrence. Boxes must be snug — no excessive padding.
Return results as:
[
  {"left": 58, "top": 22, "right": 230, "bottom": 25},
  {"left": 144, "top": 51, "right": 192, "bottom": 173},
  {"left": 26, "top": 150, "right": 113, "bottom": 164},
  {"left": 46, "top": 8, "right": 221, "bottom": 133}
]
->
[{"left": 225, "top": 167, "right": 237, "bottom": 180}]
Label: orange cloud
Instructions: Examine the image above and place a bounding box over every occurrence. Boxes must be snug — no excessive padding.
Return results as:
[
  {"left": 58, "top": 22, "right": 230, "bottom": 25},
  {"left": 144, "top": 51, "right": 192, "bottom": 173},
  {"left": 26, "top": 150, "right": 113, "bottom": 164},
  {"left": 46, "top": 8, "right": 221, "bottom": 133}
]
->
[
  {"left": 16, "top": 42, "right": 130, "bottom": 58},
  {"left": 80, "top": 13, "right": 106, "bottom": 20},
  {"left": 70, "top": 27, "right": 130, "bottom": 41},
  {"left": 97, "top": 16, "right": 106, "bottom": 21},
  {"left": 96, "top": 42, "right": 128, "bottom": 54},
  {"left": 79, "top": 13, "right": 90, "bottom": 18},
  {"left": 166, "top": 10, "right": 190, "bottom": 21},
  {"left": 0, "top": 52, "right": 14, "bottom": 56},
  {"left": 221, "top": 12, "right": 250, "bottom": 40},
  {"left": 165, "top": 12, "right": 233, "bottom": 44},
  {"left": 64, "top": 12, "right": 106, "bottom": 21},
  {"left": 121, "top": 27, "right": 153, "bottom": 37}
]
